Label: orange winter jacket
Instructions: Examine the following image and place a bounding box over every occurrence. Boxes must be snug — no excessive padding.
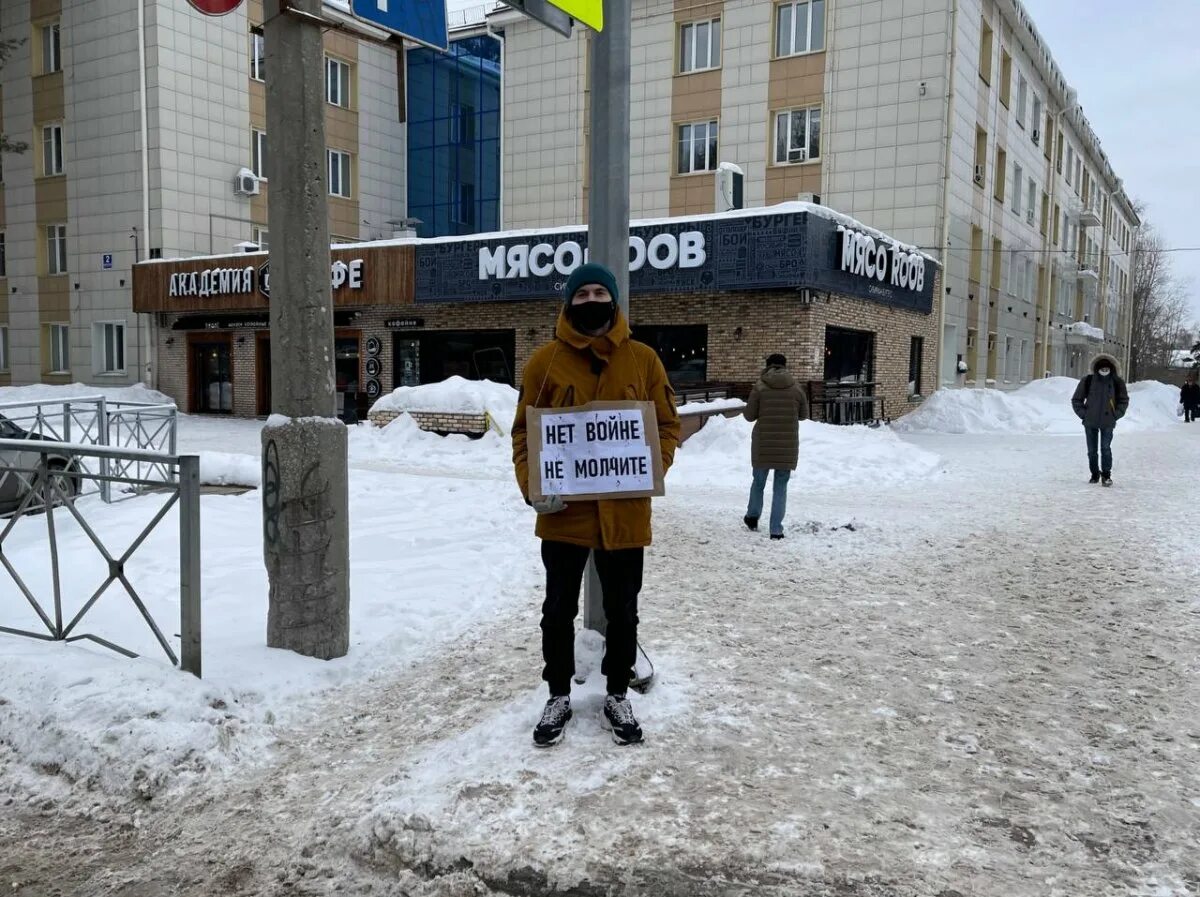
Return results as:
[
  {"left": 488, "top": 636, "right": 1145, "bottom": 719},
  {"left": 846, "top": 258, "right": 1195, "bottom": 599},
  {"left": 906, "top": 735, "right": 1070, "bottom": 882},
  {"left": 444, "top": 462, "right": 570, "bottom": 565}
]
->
[{"left": 512, "top": 309, "right": 681, "bottom": 550}]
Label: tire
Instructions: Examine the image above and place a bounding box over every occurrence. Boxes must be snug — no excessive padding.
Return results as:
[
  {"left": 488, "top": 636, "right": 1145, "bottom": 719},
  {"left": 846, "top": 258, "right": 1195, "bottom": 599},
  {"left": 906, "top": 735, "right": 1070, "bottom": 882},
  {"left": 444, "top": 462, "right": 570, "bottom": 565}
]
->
[{"left": 41, "top": 460, "right": 80, "bottom": 505}]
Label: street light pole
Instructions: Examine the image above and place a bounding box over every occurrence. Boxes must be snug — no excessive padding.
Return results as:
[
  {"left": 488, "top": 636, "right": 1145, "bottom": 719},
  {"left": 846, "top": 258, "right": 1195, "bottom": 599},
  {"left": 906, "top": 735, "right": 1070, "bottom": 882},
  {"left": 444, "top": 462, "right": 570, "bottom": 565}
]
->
[
  {"left": 582, "top": 0, "right": 631, "bottom": 636},
  {"left": 261, "top": 0, "right": 351, "bottom": 659}
]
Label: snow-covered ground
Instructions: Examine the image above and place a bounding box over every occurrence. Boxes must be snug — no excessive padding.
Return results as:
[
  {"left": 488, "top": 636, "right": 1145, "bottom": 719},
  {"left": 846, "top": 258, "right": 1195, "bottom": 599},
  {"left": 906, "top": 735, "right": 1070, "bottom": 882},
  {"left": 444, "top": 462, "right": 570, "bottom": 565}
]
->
[{"left": 1, "top": 381, "right": 1198, "bottom": 896}]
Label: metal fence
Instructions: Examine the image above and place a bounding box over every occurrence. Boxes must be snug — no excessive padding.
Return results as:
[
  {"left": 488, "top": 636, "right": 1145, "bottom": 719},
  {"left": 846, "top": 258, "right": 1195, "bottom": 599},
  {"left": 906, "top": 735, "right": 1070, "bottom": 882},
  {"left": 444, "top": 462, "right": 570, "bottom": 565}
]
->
[
  {"left": 0, "top": 439, "right": 202, "bottom": 676},
  {"left": 0, "top": 396, "right": 178, "bottom": 503}
]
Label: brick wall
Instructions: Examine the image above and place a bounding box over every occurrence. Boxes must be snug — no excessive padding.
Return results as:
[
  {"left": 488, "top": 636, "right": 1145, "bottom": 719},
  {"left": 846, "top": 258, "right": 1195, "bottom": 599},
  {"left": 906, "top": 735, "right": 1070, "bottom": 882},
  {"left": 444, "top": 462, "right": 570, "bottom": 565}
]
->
[
  {"left": 368, "top": 409, "right": 490, "bottom": 435},
  {"left": 152, "top": 273, "right": 940, "bottom": 421}
]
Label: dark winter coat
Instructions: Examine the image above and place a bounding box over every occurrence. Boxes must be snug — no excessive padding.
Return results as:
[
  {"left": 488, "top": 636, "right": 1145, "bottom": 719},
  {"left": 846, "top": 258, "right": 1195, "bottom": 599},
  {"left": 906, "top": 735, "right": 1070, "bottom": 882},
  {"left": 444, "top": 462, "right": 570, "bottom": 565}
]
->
[
  {"left": 1182, "top": 382, "right": 1200, "bottom": 410},
  {"left": 511, "top": 309, "right": 681, "bottom": 551},
  {"left": 744, "top": 366, "right": 810, "bottom": 470},
  {"left": 1071, "top": 353, "right": 1130, "bottom": 430}
]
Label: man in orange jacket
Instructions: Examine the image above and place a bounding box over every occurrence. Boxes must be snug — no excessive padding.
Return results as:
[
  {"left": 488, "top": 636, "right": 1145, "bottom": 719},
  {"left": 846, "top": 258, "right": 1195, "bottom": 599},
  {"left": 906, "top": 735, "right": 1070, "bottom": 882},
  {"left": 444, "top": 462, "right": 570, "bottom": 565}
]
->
[{"left": 512, "top": 262, "right": 680, "bottom": 747}]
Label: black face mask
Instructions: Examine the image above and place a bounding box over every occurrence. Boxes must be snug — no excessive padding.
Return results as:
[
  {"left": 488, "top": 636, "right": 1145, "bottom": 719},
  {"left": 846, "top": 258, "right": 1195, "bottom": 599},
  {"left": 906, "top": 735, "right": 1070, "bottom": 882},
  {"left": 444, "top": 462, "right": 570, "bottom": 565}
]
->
[{"left": 567, "top": 300, "right": 615, "bottom": 333}]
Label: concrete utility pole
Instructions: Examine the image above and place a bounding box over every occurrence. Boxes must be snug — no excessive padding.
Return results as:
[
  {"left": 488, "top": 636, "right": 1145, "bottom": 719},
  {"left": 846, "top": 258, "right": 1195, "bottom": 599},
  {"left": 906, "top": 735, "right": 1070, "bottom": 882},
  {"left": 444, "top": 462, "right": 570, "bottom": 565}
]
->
[
  {"left": 582, "top": 0, "right": 631, "bottom": 635},
  {"left": 262, "top": 0, "right": 351, "bottom": 659}
]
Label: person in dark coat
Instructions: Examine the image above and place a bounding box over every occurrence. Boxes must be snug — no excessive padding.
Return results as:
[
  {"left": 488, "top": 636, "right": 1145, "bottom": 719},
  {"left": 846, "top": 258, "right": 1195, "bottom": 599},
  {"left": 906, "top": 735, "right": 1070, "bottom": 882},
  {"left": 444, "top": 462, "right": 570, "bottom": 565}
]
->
[
  {"left": 1181, "top": 375, "right": 1200, "bottom": 423},
  {"left": 1070, "top": 352, "right": 1130, "bottom": 486},
  {"left": 743, "top": 354, "right": 810, "bottom": 539}
]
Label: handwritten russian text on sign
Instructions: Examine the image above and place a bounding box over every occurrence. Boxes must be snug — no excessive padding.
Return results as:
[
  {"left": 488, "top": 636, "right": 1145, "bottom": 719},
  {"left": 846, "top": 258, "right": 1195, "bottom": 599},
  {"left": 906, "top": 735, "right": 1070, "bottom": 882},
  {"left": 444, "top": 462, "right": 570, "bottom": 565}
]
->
[{"left": 528, "top": 402, "right": 665, "bottom": 501}]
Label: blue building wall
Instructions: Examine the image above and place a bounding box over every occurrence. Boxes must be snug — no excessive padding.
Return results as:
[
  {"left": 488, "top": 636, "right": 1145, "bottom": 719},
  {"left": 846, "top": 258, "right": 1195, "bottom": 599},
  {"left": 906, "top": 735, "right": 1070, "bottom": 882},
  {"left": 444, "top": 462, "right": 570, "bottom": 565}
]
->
[{"left": 406, "top": 35, "right": 502, "bottom": 238}]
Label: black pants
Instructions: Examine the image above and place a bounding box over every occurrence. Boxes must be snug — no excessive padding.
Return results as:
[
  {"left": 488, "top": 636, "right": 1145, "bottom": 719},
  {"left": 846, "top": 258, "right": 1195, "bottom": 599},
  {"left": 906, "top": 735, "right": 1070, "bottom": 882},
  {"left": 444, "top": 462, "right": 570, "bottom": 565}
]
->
[
  {"left": 1186, "top": 405, "right": 1197, "bottom": 423},
  {"left": 540, "top": 540, "right": 643, "bottom": 697}
]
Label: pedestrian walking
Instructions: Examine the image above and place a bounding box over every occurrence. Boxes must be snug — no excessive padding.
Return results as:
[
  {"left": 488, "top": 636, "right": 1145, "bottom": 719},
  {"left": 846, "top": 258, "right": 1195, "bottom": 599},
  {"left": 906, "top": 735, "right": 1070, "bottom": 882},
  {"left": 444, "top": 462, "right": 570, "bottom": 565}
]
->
[
  {"left": 1181, "top": 374, "right": 1200, "bottom": 423},
  {"left": 1070, "top": 353, "right": 1130, "bottom": 487},
  {"left": 743, "top": 354, "right": 810, "bottom": 538},
  {"left": 512, "top": 263, "right": 681, "bottom": 748}
]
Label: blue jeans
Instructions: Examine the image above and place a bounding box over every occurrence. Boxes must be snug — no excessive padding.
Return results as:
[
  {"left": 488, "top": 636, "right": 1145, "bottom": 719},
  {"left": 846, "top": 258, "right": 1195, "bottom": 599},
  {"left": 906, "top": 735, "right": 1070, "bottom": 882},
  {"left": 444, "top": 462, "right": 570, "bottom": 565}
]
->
[
  {"left": 1085, "top": 426, "right": 1114, "bottom": 476},
  {"left": 747, "top": 468, "right": 791, "bottom": 536}
]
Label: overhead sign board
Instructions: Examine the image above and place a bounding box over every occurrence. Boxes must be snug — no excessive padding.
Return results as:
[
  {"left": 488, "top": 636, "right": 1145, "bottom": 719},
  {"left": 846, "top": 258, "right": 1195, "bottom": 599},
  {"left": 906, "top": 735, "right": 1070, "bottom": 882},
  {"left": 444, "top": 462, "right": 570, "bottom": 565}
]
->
[
  {"left": 498, "top": 0, "right": 574, "bottom": 38},
  {"left": 350, "top": 0, "right": 449, "bottom": 50},
  {"left": 187, "top": 0, "right": 245, "bottom": 14},
  {"left": 544, "top": 0, "right": 601, "bottom": 31}
]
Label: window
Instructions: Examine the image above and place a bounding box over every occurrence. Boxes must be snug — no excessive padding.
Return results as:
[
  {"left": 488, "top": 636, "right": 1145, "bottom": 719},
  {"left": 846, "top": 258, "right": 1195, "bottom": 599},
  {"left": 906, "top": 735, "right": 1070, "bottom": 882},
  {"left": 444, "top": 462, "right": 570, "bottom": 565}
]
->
[
  {"left": 969, "top": 225, "right": 984, "bottom": 283},
  {"left": 449, "top": 102, "right": 476, "bottom": 144},
  {"left": 46, "top": 224, "right": 67, "bottom": 275},
  {"left": 42, "top": 124, "right": 63, "bottom": 176},
  {"left": 0, "top": 326, "right": 8, "bottom": 372},
  {"left": 1027, "top": 179, "right": 1037, "bottom": 222},
  {"left": 774, "top": 107, "right": 821, "bottom": 164},
  {"left": 999, "top": 49, "right": 1012, "bottom": 107},
  {"left": 1015, "top": 72, "right": 1028, "bottom": 127},
  {"left": 250, "top": 28, "right": 265, "bottom": 82},
  {"left": 252, "top": 226, "right": 269, "bottom": 250},
  {"left": 679, "top": 18, "right": 720, "bottom": 73},
  {"left": 96, "top": 322, "right": 125, "bottom": 374},
  {"left": 973, "top": 126, "right": 987, "bottom": 186},
  {"left": 908, "top": 337, "right": 924, "bottom": 397},
  {"left": 677, "top": 120, "right": 718, "bottom": 174},
  {"left": 1053, "top": 203, "right": 1061, "bottom": 245},
  {"left": 1065, "top": 145, "right": 1073, "bottom": 184},
  {"left": 1008, "top": 252, "right": 1020, "bottom": 296},
  {"left": 1012, "top": 162, "right": 1023, "bottom": 213},
  {"left": 41, "top": 22, "right": 61, "bottom": 75},
  {"left": 326, "top": 57, "right": 351, "bottom": 108},
  {"left": 775, "top": 0, "right": 825, "bottom": 57},
  {"left": 990, "top": 238, "right": 1002, "bottom": 291},
  {"left": 327, "top": 149, "right": 352, "bottom": 197},
  {"left": 1031, "top": 96, "right": 1042, "bottom": 141},
  {"left": 1004, "top": 335, "right": 1014, "bottom": 381},
  {"left": 994, "top": 146, "right": 1007, "bottom": 203},
  {"left": 1040, "top": 192, "right": 1049, "bottom": 235},
  {"left": 1056, "top": 130, "right": 1064, "bottom": 173},
  {"left": 49, "top": 324, "right": 69, "bottom": 373},
  {"left": 251, "top": 129, "right": 267, "bottom": 178},
  {"left": 979, "top": 18, "right": 993, "bottom": 84},
  {"left": 451, "top": 182, "right": 475, "bottom": 227},
  {"left": 1019, "top": 339, "right": 1029, "bottom": 381},
  {"left": 1024, "top": 258, "right": 1035, "bottom": 302},
  {"left": 0, "top": 231, "right": 5, "bottom": 277}
]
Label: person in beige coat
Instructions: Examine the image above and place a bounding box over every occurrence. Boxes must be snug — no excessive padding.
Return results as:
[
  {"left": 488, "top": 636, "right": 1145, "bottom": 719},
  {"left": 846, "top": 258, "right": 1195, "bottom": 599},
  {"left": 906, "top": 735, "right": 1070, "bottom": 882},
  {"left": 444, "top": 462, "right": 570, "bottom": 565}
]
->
[{"left": 743, "top": 354, "right": 810, "bottom": 539}]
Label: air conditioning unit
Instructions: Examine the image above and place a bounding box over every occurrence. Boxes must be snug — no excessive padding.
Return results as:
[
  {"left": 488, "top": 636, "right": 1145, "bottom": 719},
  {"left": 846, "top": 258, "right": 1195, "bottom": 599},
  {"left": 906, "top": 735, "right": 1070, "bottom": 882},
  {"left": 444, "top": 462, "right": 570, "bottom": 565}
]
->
[
  {"left": 973, "top": 164, "right": 985, "bottom": 185},
  {"left": 797, "top": 192, "right": 821, "bottom": 205},
  {"left": 794, "top": 148, "right": 808, "bottom": 163},
  {"left": 1032, "top": 129, "right": 1040, "bottom": 145},
  {"left": 234, "top": 168, "right": 260, "bottom": 196}
]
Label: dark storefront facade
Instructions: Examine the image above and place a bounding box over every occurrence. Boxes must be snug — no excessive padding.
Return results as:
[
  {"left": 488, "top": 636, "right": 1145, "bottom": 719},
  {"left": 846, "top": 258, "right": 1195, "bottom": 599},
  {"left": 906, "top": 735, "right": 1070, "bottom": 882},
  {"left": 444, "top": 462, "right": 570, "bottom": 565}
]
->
[{"left": 133, "top": 205, "right": 941, "bottom": 423}]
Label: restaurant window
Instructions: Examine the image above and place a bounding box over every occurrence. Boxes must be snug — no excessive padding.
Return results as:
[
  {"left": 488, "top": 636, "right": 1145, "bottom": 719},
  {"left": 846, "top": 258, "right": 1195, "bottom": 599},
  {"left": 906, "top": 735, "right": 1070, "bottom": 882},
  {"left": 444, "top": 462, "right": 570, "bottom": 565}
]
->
[
  {"left": 631, "top": 325, "right": 708, "bottom": 386},
  {"left": 908, "top": 336, "right": 923, "bottom": 397},
  {"left": 393, "top": 330, "right": 515, "bottom": 386}
]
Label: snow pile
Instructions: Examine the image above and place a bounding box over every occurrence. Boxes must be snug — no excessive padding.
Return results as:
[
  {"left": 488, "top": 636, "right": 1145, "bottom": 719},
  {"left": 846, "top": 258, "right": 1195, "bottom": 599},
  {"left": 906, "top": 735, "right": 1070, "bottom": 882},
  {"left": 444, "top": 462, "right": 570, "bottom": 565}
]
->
[
  {"left": 348, "top": 414, "right": 511, "bottom": 474},
  {"left": 0, "top": 382, "right": 174, "bottom": 407},
  {"left": 1067, "top": 321, "right": 1105, "bottom": 341},
  {"left": 0, "top": 643, "right": 271, "bottom": 800},
  {"left": 198, "top": 451, "right": 261, "bottom": 487},
  {"left": 893, "top": 378, "right": 1181, "bottom": 435},
  {"left": 370, "top": 377, "right": 517, "bottom": 434},
  {"left": 678, "top": 397, "right": 746, "bottom": 416},
  {"left": 671, "top": 416, "right": 942, "bottom": 488}
]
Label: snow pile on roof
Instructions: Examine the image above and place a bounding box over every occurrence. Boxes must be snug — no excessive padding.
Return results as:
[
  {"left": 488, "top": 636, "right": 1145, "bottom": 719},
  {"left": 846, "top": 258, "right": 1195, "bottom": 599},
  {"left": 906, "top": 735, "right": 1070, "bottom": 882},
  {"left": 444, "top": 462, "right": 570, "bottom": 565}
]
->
[
  {"left": 671, "top": 416, "right": 942, "bottom": 488},
  {"left": 1067, "top": 321, "right": 1105, "bottom": 341},
  {"left": 370, "top": 377, "right": 517, "bottom": 433},
  {"left": 892, "top": 378, "right": 1181, "bottom": 435},
  {"left": 0, "top": 382, "right": 174, "bottom": 407}
]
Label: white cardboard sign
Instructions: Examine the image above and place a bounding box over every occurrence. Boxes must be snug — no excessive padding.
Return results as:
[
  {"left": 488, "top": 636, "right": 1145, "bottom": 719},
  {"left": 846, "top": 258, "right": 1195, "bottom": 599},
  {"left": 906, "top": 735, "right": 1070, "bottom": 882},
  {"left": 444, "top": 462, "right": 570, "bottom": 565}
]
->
[{"left": 528, "top": 401, "right": 665, "bottom": 501}]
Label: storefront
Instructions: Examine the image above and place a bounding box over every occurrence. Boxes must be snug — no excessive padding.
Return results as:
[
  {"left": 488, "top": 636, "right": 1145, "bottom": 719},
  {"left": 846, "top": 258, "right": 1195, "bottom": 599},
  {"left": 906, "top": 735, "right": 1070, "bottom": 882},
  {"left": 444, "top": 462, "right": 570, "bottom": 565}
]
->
[{"left": 133, "top": 203, "right": 940, "bottom": 422}]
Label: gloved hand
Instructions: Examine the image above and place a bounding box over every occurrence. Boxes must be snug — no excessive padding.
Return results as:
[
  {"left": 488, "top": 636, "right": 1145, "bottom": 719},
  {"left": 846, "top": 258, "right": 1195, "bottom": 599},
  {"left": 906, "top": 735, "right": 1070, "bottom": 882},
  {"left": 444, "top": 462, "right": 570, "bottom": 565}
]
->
[{"left": 530, "top": 495, "right": 568, "bottom": 515}]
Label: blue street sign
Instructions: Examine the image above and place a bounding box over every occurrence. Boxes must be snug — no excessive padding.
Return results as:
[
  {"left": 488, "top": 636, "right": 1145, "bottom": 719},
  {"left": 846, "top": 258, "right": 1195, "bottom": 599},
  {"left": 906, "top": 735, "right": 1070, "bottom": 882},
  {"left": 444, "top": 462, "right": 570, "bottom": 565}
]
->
[
  {"left": 102, "top": 254, "right": 113, "bottom": 270},
  {"left": 350, "top": 0, "right": 448, "bottom": 51}
]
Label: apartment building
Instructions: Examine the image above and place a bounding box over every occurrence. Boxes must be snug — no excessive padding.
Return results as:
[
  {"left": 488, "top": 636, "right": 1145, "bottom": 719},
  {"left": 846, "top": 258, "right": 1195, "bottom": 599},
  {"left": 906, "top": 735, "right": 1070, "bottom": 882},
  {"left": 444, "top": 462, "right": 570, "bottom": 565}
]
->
[
  {"left": 482, "top": 0, "right": 1138, "bottom": 389},
  {"left": 0, "top": 0, "right": 405, "bottom": 392}
]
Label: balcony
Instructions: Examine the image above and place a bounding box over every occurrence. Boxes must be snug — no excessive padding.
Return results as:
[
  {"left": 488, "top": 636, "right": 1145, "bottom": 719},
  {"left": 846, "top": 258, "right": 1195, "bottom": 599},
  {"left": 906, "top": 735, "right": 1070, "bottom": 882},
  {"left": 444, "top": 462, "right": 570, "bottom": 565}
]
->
[
  {"left": 1065, "top": 320, "right": 1104, "bottom": 346},
  {"left": 1076, "top": 252, "right": 1100, "bottom": 283},
  {"left": 1078, "top": 195, "right": 1102, "bottom": 228}
]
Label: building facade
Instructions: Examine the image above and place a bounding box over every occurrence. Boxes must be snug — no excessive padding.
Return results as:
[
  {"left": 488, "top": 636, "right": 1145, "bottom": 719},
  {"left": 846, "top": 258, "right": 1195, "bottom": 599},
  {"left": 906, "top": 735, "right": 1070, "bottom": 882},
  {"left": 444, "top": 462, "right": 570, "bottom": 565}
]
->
[
  {"left": 481, "top": 0, "right": 1138, "bottom": 388},
  {"left": 0, "top": 0, "right": 405, "bottom": 392},
  {"left": 133, "top": 205, "right": 941, "bottom": 423}
]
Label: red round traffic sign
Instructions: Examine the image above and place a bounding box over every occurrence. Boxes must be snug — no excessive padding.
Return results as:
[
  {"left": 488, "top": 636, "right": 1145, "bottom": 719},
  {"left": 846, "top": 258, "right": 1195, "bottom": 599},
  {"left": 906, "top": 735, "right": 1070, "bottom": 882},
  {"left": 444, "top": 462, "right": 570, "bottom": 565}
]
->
[{"left": 187, "top": 0, "right": 245, "bottom": 15}]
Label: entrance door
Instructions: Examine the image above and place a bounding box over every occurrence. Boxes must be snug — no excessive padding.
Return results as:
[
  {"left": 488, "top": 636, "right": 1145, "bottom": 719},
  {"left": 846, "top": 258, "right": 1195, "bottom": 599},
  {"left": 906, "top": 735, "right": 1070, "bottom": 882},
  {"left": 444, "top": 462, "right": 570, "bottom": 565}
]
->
[
  {"left": 822, "top": 327, "right": 876, "bottom": 424},
  {"left": 191, "top": 338, "right": 233, "bottom": 413},
  {"left": 395, "top": 338, "right": 420, "bottom": 387}
]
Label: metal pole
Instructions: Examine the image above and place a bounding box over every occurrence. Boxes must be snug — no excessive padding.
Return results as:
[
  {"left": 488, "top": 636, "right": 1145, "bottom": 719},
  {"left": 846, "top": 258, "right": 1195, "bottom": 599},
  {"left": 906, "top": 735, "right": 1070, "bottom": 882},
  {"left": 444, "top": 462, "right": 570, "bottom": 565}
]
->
[
  {"left": 262, "top": 0, "right": 351, "bottom": 660},
  {"left": 98, "top": 397, "right": 111, "bottom": 503},
  {"left": 178, "top": 454, "right": 202, "bottom": 677},
  {"left": 582, "top": 0, "right": 631, "bottom": 636}
]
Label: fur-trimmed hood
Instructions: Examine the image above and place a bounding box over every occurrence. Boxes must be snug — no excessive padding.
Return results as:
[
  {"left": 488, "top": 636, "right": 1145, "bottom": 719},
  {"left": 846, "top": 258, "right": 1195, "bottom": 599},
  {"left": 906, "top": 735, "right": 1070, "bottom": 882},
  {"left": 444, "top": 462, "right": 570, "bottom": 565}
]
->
[{"left": 1090, "top": 353, "right": 1121, "bottom": 377}]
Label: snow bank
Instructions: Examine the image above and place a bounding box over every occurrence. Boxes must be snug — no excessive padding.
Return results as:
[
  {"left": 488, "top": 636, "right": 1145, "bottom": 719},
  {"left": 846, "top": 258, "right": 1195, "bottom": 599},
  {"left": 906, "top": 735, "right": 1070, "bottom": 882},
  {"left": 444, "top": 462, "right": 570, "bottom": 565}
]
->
[
  {"left": 671, "top": 416, "right": 942, "bottom": 488},
  {"left": 0, "top": 382, "right": 174, "bottom": 407},
  {"left": 348, "top": 414, "right": 511, "bottom": 474},
  {"left": 198, "top": 451, "right": 261, "bottom": 487},
  {"left": 369, "top": 377, "right": 517, "bottom": 434},
  {"left": 892, "top": 378, "right": 1181, "bottom": 435},
  {"left": 678, "top": 397, "right": 746, "bottom": 416}
]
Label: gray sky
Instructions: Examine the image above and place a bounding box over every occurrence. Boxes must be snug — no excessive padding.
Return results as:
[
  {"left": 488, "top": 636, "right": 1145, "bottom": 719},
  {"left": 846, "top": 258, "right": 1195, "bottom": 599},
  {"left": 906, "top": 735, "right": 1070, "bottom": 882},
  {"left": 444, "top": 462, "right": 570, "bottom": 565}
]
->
[{"left": 1022, "top": 0, "right": 1200, "bottom": 327}]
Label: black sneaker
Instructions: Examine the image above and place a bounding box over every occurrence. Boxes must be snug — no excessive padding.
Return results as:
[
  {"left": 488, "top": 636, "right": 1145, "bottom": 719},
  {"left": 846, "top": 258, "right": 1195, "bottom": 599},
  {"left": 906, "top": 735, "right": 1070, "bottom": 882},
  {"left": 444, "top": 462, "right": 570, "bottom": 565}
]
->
[
  {"left": 743, "top": 515, "right": 758, "bottom": 531},
  {"left": 1089, "top": 473, "right": 1101, "bottom": 484},
  {"left": 532, "top": 696, "right": 571, "bottom": 747},
  {"left": 770, "top": 533, "right": 785, "bottom": 540},
  {"left": 602, "top": 694, "right": 644, "bottom": 745},
  {"left": 1101, "top": 474, "right": 1112, "bottom": 487}
]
